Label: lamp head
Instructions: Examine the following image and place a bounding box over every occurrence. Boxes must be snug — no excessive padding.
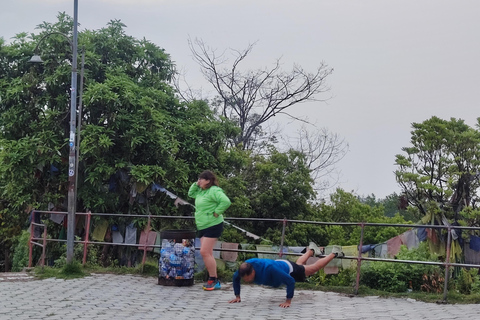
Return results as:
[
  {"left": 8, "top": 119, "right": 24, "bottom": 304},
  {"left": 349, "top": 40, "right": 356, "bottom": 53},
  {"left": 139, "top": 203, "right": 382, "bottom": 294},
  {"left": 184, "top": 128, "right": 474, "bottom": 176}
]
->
[{"left": 29, "top": 55, "right": 43, "bottom": 63}]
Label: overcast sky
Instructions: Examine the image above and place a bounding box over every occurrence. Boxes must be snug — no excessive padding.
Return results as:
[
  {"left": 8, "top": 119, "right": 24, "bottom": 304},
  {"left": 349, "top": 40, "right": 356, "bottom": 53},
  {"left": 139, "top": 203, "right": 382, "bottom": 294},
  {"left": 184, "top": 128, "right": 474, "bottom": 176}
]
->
[{"left": 2, "top": 0, "right": 479, "bottom": 199}]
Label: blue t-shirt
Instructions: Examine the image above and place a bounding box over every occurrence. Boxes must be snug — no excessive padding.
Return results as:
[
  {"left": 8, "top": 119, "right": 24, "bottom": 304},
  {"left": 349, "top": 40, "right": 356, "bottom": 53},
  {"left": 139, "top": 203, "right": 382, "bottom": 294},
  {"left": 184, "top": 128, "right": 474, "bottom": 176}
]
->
[{"left": 232, "top": 258, "right": 296, "bottom": 299}]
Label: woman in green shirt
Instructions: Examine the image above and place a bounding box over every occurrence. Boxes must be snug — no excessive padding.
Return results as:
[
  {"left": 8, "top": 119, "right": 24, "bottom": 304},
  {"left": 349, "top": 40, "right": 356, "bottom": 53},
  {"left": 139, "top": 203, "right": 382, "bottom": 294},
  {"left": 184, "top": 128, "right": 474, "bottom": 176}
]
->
[{"left": 188, "top": 170, "right": 231, "bottom": 291}]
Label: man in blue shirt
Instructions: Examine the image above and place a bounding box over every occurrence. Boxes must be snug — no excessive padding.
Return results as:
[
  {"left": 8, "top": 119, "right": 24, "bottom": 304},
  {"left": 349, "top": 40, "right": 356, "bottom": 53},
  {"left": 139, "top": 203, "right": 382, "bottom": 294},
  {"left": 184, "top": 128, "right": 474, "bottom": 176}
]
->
[{"left": 229, "top": 243, "right": 344, "bottom": 308}]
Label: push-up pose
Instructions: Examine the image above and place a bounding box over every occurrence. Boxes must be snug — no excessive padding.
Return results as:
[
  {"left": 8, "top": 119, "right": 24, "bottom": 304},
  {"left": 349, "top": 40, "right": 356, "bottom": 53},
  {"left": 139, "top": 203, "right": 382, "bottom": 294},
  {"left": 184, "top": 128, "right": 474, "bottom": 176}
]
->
[{"left": 229, "top": 243, "right": 344, "bottom": 308}]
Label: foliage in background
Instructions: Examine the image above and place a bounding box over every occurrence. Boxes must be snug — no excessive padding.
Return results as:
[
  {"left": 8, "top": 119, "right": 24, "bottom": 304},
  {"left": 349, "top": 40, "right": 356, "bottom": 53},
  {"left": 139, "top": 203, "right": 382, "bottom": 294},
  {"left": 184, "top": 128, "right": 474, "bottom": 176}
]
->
[
  {"left": 308, "top": 267, "right": 356, "bottom": 287},
  {"left": 11, "top": 230, "right": 31, "bottom": 272},
  {"left": 318, "top": 189, "right": 411, "bottom": 246},
  {"left": 360, "top": 242, "right": 441, "bottom": 293},
  {"left": 0, "top": 13, "right": 238, "bottom": 262},
  {"left": 395, "top": 116, "right": 480, "bottom": 222},
  {"left": 455, "top": 268, "right": 480, "bottom": 295}
]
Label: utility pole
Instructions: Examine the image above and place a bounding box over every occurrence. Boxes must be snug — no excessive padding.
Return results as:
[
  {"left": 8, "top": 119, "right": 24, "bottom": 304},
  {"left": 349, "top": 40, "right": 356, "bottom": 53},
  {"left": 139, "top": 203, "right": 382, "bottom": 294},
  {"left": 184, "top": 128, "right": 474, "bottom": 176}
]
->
[{"left": 66, "top": 0, "right": 79, "bottom": 263}]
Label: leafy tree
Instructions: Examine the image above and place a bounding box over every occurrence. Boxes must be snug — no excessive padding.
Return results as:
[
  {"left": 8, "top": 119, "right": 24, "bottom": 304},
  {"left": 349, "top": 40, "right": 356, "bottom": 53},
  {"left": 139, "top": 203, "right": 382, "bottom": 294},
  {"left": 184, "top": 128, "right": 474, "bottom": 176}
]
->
[
  {"left": 218, "top": 147, "right": 316, "bottom": 245},
  {"left": 0, "top": 14, "right": 238, "bottom": 268},
  {"left": 395, "top": 116, "right": 480, "bottom": 222},
  {"left": 359, "top": 192, "right": 413, "bottom": 221},
  {"left": 319, "top": 189, "right": 410, "bottom": 246}
]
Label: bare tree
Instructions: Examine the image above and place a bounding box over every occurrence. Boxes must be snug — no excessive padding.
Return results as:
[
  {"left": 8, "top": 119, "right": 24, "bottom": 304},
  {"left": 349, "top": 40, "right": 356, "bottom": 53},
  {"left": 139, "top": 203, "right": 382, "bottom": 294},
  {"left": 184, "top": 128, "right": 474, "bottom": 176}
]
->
[
  {"left": 187, "top": 38, "right": 334, "bottom": 150},
  {"left": 284, "top": 125, "right": 349, "bottom": 194}
]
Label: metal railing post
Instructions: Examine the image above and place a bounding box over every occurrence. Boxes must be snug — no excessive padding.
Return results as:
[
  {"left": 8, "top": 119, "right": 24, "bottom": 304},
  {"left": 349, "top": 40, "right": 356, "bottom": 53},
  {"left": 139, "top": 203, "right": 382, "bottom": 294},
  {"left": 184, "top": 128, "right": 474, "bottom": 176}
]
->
[
  {"left": 442, "top": 226, "right": 452, "bottom": 302},
  {"left": 41, "top": 223, "right": 47, "bottom": 269},
  {"left": 28, "top": 211, "right": 34, "bottom": 268},
  {"left": 354, "top": 222, "right": 365, "bottom": 295},
  {"left": 279, "top": 218, "right": 287, "bottom": 258},
  {"left": 82, "top": 211, "right": 91, "bottom": 266},
  {"left": 141, "top": 215, "right": 152, "bottom": 270}
]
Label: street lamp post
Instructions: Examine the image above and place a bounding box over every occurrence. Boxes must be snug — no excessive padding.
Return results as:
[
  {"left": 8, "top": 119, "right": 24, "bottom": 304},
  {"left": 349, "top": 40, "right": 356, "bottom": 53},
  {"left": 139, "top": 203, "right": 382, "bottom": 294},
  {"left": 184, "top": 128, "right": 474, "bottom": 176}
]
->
[{"left": 30, "top": 0, "right": 79, "bottom": 263}]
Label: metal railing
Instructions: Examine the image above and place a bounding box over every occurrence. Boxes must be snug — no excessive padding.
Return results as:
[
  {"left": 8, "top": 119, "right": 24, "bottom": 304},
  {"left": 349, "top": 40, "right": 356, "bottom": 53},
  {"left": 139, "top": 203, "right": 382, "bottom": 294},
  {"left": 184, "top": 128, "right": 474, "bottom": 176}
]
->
[{"left": 28, "top": 210, "right": 480, "bottom": 302}]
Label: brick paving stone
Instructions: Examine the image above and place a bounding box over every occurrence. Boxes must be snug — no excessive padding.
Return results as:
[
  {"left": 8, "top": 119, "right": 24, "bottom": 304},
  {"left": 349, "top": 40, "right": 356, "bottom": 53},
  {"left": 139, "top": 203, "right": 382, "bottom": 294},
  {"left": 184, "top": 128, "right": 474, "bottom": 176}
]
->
[{"left": 1, "top": 273, "right": 480, "bottom": 319}]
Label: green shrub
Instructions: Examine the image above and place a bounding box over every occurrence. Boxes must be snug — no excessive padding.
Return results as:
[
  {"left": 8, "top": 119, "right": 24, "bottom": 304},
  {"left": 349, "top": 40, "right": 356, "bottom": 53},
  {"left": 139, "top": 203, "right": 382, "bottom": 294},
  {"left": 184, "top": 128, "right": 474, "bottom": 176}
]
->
[
  {"left": 60, "top": 261, "right": 86, "bottom": 278},
  {"left": 455, "top": 268, "right": 480, "bottom": 295},
  {"left": 308, "top": 267, "right": 356, "bottom": 287},
  {"left": 11, "top": 230, "right": 31, "bottom": 271},
  {"left": 360, "top": 242, "right": 441, "bottom": 293},
  {"left": 54, "top": 240, "right": 100, "bottom": 268}
]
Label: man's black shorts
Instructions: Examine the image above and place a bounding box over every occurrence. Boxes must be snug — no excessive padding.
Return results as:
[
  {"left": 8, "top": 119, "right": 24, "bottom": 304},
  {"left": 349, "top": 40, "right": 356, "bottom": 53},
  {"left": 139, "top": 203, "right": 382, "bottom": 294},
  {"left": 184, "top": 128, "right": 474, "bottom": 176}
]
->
[{"left": 277, "top": 259, "right": 306, "bottom": 282}]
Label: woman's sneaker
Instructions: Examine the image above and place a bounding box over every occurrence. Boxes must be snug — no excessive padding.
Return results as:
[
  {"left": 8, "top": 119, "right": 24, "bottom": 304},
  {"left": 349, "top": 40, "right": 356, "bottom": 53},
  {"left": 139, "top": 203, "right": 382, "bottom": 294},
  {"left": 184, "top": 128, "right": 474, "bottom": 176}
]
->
[{"left": 203, "top": 279, "right": 221, "bottom": 291}]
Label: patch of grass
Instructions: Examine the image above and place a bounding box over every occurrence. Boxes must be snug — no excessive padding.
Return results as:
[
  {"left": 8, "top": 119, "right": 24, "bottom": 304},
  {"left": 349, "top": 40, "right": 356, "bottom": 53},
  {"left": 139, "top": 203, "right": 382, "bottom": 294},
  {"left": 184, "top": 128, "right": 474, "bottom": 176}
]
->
[
  {"left": 84, "top": 257, "right": 159, "bottom": 277},
  {"left": 35, "top": 261, "right": 87, "bottom": 280}
]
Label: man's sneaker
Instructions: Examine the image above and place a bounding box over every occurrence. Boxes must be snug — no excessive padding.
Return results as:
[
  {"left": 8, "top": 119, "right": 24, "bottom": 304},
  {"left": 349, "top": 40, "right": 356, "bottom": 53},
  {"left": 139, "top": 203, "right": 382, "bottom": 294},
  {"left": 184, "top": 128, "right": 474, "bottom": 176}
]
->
[
  {"left": 308, "top": 242, "right": 322, "bottom": 257},
  {"left": 203, "top": 279, "right": 221, "bottom": 291},
  {"left": 331, "top": 245, "right": 344, "bottom": 258}
]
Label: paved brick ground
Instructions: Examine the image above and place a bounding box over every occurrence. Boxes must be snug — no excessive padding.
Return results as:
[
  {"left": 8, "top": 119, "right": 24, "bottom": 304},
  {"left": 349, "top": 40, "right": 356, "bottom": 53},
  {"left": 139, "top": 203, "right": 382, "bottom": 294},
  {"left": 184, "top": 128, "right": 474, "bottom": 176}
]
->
[{"left": 0, "top": 273, "right": 478, "bottom": 319}]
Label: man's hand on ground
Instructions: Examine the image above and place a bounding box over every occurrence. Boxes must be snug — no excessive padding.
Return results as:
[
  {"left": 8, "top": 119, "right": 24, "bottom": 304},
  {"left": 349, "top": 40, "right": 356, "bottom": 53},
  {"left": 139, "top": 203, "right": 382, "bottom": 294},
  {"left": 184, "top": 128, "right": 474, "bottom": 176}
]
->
[{"left": 229, "top": 296, "right": 241, "bottom": 303}]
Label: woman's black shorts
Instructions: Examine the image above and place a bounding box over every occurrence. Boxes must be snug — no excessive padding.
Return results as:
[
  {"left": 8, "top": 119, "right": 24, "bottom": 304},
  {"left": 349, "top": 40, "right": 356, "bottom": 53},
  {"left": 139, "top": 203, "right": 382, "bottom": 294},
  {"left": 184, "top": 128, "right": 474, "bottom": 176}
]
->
[{"left": 197, "top": 222, "right": 224, "bottom": 238}]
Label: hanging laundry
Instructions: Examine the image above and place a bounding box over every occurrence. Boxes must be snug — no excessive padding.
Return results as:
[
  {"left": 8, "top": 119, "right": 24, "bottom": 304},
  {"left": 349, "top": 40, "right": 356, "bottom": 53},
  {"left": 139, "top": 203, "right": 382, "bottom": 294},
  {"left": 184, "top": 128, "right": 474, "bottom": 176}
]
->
[
  {"left": 256, "top": 244, "right": 278, "bottom": 260},
  {"left": 465, "top": 241, "right": 480, "bottom": 265},
  {"left": 469, "top": 235, "right": 480, "bottom": 252},
  {"left": 136, "top": 182, "right": 148, "bottom": 193},
  {"left": 165, "top": 190, "right": 177, "bottom": 199},
  {"left": 138, "top": 229, "right": 157, "bottom": 252},
  {"left": 386, "top": 235, "right": 403, "bottom": 257},
  {"left": 174, "top": 197, "right": 190, "bottom": 207},
  {"left": 152, "top": 183, "right": 167, "bottom": 192},
  {"left": 194, "top": 238, "right": 205, "bottom": 272},
  {"left": 50, "top": 213, "right": 65, "bottom": 225},
  {"left": 450, "top": 239, "right": 462, "bottom": 262},
  {"left": 153, "top": 231, "right": 162, "bottom": 254},
  {"left": 400, "top": 229, "right": 419, "bottom": 249},
  {"left": 416, "top": 227, "right": 427, "bottom": 242},
  {"left": 359, "top": 244, "right": 376, "bottom": 254},
  {"left": 427, "top": 228, "right": 446, "bottom": 256},
  {"left": 125, "top": 223, "right": 137, "bottom": 244},
  {"left": 324, "top": 245, "right": 342, "bottom": 268},
  {"left": 91, "top": 219, "right": 109, "bottom": 242},
  {"left": 213, "top": 240, "right": 222, "bottom": 259},
  {"left": 221, "top": 242, "right": 239, "bottom": 262},
  {"left": 112, "top": 230, "right": 124, "bottom": 244},
  {"left": 129, "top": 183, "right": 137, "bottom": 205},
  {"left": 374, "top": 243, "right": 388, "bottom": 258},
  {"left": 341, "top": 245, "right": 358, "bottom": 269},
  {"left": 224, "top": 221, "right": 262, "bottom": 241},
  {"left": 108, "top": 175, "right": 117, "bottom": 192},
  {"left": 324, "top": 266, "right": 339, "bottom": 275}
]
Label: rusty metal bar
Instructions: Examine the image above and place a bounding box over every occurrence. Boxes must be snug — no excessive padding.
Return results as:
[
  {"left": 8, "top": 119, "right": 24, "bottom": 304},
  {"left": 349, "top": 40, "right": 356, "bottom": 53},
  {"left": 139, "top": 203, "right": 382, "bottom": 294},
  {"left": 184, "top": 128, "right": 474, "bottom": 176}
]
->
[
  {"left": 279, "top": 218, "right": 287, "bottom": 258},
  {"left": 354, "top": 222, "right": 365, "bottom": 295},
  {"left": 28, "top": 211, "right": 35, "bottom": 268},
  {"left": 82, "top": 211, "right": 91, "bottom": 266},
  {"left": 443, "top": 226, "right": 453, "bottom": 302},
  {"left": 41, "top": 223, "right": 47, "bottom": 269},
  {"left": 141, "top": 215, "right": 152, "bottom": 269}
]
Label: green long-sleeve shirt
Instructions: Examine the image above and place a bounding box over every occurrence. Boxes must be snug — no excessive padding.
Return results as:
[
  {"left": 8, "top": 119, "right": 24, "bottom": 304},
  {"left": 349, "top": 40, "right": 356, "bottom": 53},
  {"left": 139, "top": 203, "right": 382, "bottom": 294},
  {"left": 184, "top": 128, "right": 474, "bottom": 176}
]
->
[{"left": 188, "top": 183, "right": 231, "bottom": 230}]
